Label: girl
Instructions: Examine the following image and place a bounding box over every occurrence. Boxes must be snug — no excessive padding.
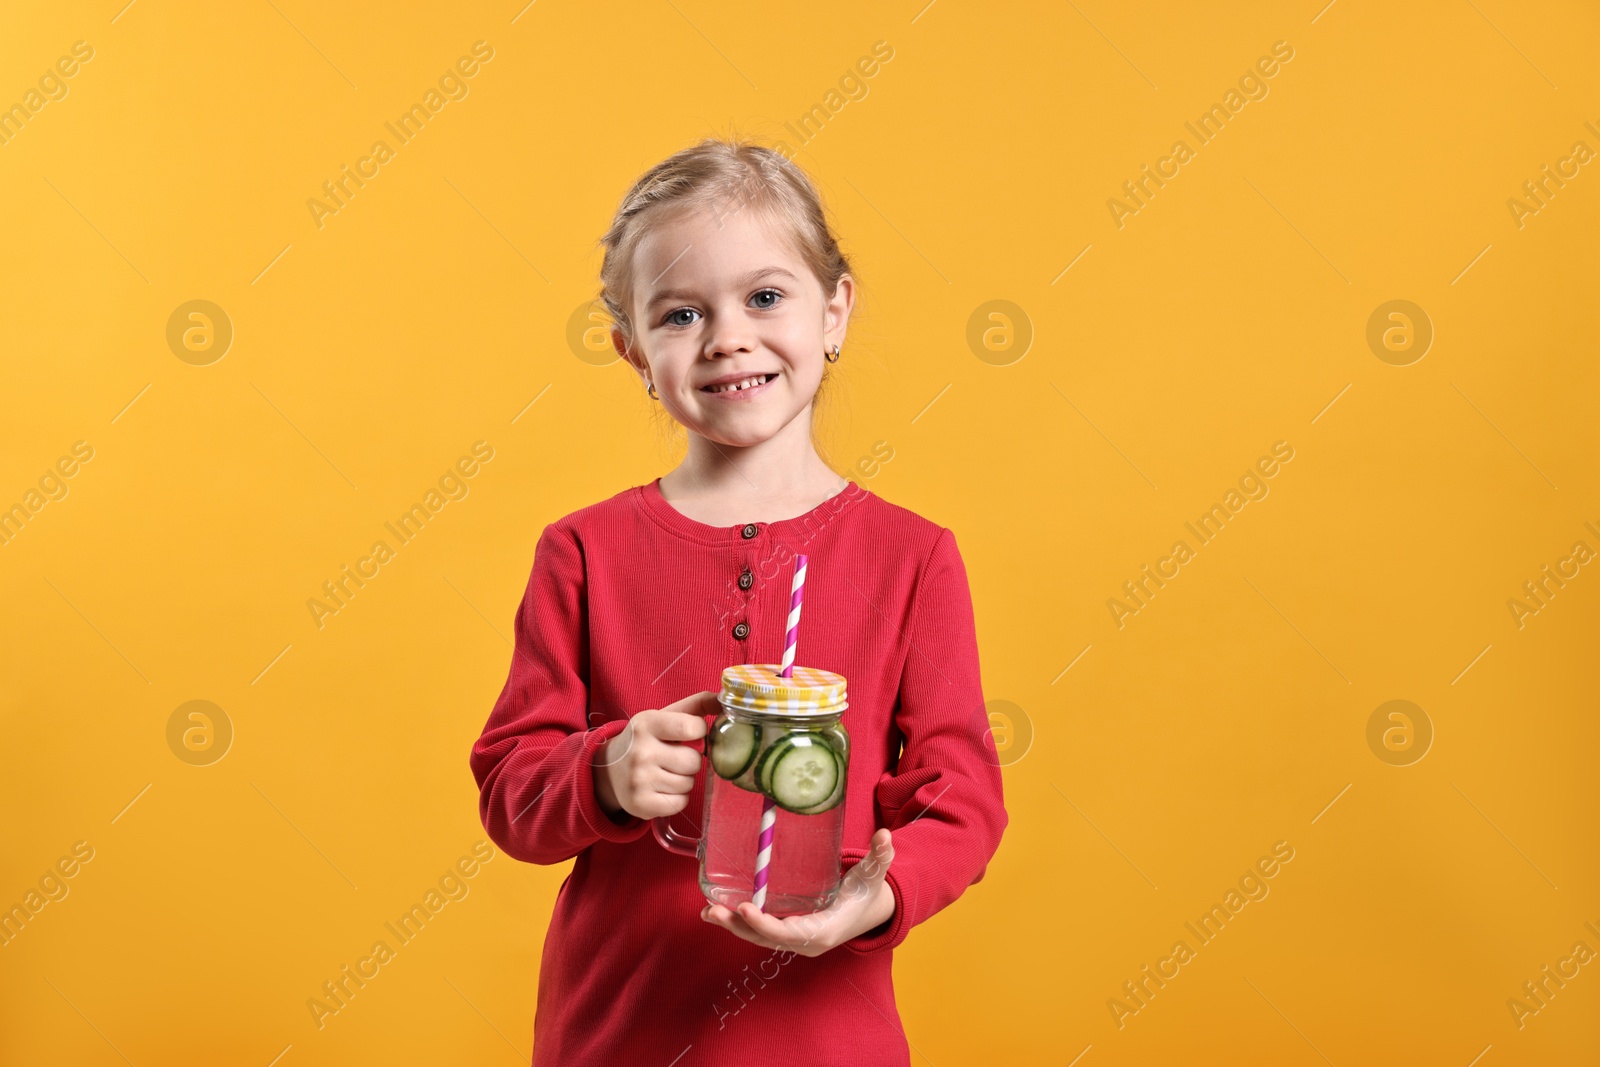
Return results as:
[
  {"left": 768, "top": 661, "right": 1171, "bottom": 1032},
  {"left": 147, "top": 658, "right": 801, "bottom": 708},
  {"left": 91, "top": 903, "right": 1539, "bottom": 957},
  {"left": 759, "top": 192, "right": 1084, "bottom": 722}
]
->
[{"left": 469, "top": 137, "right": 1007, "bottom": 1066}]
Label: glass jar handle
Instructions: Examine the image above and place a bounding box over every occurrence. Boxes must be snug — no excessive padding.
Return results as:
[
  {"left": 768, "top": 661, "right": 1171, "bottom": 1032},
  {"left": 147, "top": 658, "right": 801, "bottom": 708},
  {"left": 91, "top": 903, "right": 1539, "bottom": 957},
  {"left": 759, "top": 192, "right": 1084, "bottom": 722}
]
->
[
  {"left": 652, "top": 814, "right": 699, "bottom": 856},
  {"left": 650, "top": 725, "right": 709, "bottom": 856}
]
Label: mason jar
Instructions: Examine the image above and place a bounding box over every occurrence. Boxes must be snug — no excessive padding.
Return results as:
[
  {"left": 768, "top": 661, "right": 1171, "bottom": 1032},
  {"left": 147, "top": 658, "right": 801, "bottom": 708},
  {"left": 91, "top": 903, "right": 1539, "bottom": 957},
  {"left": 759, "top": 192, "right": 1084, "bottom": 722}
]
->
[{"left": 653, "top": 663, "right": 850, "bottom": 918}]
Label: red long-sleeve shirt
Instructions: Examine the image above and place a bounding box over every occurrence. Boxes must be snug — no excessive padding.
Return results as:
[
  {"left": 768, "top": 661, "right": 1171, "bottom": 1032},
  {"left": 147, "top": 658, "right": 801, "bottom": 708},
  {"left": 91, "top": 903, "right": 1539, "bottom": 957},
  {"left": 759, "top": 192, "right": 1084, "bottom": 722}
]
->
[{"left": 469, "top": 477, "right": 1007, "bottom": 1066}]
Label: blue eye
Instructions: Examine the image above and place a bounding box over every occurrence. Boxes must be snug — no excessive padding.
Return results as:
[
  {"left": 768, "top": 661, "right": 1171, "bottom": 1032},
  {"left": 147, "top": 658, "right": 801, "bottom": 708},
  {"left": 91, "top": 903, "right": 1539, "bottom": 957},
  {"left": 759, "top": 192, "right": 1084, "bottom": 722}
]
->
[{"left": 662, "top": 289, "right": 782, "bottom": 328}]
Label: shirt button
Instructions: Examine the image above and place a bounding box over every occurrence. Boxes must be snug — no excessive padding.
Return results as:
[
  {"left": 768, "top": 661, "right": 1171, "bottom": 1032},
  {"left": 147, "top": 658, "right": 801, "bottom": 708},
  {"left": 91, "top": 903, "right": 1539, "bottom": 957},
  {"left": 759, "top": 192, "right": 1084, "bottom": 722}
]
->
[
  {"left": 732, "top": 621, "right": 750, "bottom": 640},
  {"left": 738, "top": 569, "right": 754, "bottom": 590},
  {"left": 741, "top": 523, "right": 758, "bottom": 539}
]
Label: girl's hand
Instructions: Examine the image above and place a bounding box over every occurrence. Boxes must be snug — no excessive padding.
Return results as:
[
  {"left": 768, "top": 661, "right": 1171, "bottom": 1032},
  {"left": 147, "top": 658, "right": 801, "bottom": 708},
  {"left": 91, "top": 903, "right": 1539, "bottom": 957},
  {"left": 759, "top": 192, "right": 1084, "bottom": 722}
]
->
[
  {"left": 593, "top": 691, "right": 716, "bottom": 821},
  {"left": 701, "top": 828, "right": 896, "bottom": 957}
]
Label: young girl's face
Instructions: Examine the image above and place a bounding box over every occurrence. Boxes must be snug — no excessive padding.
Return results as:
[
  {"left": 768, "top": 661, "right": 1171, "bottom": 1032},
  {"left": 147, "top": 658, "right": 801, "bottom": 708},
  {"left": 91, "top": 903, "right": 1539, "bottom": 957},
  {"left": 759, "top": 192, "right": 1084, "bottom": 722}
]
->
[{"left": 616, "top": 202, "right": 852, "bottom": 449}]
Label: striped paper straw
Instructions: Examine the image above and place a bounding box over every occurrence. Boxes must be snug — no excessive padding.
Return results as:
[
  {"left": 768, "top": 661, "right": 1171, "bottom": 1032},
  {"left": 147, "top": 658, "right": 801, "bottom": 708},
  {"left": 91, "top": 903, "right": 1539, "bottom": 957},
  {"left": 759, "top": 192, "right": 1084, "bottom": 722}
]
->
[
  {"left": 779, "top": 554, "right": 807, "bottom": 679},
  {"left": 751, "top": 800, "right": 777, "bottom": 911},
  {"left": 753, "top": 554, "right": 808, "bottom": 911}
]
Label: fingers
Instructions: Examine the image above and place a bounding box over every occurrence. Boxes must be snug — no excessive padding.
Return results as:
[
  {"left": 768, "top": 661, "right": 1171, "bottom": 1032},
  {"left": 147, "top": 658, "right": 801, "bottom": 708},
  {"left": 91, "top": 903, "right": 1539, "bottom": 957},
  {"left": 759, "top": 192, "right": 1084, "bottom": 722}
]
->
[
  {"left": 642, "top": 791, "right": 690, "bottom": 818},
  {"left": 651, "top": 766, "right": 697, "bottom": 795},
  {"left": 700, "top": 903, "right": 821, "bottom": 953},
  {"left": 601, "top": 696, "right": 716, "bottom": 820},
  {"left": 638, "top": 710, "right": 704, "bottom": 778},
  {"left": 629, "top": 796, "right": 685, "bottom": 820},
  {"left": 862, "top": 828, "right": 893, "bottom": 867},
  {"left": 701, "top": 904, "right": 774, "bottom": 949},
  {"left": 870, "top": 827, "right": 894, "bottom": 869},
  {"left": 664, "top": 689, "right": 721, "bottom": 720},
  {"left": 735, "top": 902, "right": 814, "bottom": 945},
  {"left": 646, "top": 701, "right": 712, "bottom": 743},
  {"left": 625, "top": 771, "right": 695, "bottom": 818},
  {"left": 726, "top": 902, "right": 831, "bottom": 956},
  {"left": 623, "top": 758, "right": 697, "bottom": 821},
  {"left": 833, "top": 829, "right": 894, "bottom": 908},
  {"left": 655, "top": 742, "right": 703, "bottom": 777}
]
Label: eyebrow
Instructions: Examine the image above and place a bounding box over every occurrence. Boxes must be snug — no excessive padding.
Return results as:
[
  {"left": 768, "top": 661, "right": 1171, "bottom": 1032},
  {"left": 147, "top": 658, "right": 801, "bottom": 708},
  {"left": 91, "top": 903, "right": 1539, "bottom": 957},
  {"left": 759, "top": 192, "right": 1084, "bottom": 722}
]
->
[{"left": 644, "top": 267, "right": 799, "bottom": 309}]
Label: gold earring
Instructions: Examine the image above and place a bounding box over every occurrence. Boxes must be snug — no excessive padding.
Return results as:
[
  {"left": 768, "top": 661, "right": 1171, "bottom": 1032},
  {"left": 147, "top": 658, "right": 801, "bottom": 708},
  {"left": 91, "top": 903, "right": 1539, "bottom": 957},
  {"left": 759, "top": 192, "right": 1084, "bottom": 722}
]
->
[
  {"left": 647, "top": 382, "right": 659, "bottom": 400},
  {"left": 825, "top": 344, "right": 841, "bottom": 363}
]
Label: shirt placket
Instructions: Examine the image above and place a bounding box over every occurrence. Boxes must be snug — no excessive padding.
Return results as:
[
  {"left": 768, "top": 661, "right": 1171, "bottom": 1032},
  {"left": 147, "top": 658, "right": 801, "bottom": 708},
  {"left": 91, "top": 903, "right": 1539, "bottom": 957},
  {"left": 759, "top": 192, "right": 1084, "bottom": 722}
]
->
[{"left": 731, "top": 522, "right": 760, "bottom": 659}]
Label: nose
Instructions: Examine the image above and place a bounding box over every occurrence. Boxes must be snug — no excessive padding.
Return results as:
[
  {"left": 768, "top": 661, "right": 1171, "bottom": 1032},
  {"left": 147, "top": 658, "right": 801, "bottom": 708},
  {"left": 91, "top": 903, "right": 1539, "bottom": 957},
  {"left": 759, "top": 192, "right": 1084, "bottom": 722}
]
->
[{"left": 703, "top": 302, "right": 757, "bottom": 360}]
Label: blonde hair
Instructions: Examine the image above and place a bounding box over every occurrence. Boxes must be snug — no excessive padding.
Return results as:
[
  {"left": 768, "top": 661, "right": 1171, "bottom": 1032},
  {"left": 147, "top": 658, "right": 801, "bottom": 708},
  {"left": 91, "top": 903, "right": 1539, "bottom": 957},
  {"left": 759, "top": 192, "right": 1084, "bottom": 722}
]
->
[{"left": 595, "top": 135, "right": 858, "bottom": 463}]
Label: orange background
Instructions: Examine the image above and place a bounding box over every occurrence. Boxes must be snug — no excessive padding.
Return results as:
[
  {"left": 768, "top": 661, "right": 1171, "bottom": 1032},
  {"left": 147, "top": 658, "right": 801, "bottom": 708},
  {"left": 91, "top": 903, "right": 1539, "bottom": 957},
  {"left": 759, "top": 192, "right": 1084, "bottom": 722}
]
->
[{"left": 1, "top": 1, "right": 1597, "bottom": 1064}]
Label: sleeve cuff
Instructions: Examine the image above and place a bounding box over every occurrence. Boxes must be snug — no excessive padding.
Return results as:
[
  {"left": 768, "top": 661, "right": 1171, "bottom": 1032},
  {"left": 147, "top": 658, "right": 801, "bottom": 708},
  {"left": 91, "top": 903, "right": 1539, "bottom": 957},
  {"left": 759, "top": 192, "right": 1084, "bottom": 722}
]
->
[
  {"left": 839, "top": 847, "right": 914, "bottom": 955},
  {"left": 576, "top": 719, "right": 651, "bottom": 844}
]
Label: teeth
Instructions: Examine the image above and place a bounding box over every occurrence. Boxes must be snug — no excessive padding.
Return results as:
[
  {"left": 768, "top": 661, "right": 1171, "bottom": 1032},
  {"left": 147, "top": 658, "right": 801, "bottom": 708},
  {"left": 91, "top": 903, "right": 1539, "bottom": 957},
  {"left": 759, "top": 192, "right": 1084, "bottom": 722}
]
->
[{"left": 708, "top": 374, "right": 771, "bottom": 393}]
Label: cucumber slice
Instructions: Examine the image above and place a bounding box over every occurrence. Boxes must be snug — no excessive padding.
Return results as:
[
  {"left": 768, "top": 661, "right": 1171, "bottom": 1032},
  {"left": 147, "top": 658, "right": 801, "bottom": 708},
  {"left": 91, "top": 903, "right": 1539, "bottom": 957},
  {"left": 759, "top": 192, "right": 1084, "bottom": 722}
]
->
[
  {"left": 750, "top": 727, "right": 795, "bottom": 794},
  {"left": 754, "top": 735, "right": 796, "bottom": 796},
  {"left": 710, "top": 720, "right": 759, "bottom": 780},
  {"left": 763, "top": 736, "right": 841, "bottom": 814},
  {"left": 800, "top": 726, "right": 848, "bottom": 812},
  {"left": 734, "top": 725, "right": 780, "bottom": 792},
  {"left": 754, "top": 727, "right": 827, "bottom": 795},
  {"left": 791, "top": 771, "right": 846, "bottom": 815}
]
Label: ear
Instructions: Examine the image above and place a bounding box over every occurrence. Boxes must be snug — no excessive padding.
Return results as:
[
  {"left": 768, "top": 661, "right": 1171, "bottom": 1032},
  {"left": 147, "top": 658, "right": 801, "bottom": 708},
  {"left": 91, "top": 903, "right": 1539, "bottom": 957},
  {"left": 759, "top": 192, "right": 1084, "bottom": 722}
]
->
[
  {"left": 612, "top": 326, "right": 650, "bottom": 385},
  {"left": 822, "top": 274, "right": 855, "bottom": 353}
]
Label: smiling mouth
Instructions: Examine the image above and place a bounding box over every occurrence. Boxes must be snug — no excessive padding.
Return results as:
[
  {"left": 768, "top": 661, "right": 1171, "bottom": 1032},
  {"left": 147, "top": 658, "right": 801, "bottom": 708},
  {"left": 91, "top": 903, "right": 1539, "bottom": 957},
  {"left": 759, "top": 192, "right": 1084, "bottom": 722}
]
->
[{"left": 701, "top": 372, "right": 778, "bottom": 394}]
